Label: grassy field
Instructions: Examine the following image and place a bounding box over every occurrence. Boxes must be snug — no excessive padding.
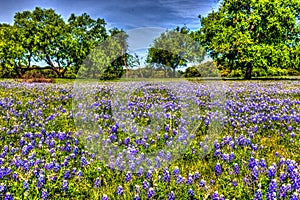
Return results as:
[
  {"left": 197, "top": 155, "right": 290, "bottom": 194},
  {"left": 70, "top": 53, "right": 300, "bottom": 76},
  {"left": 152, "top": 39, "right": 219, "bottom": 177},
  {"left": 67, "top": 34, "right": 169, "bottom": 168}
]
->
[{"left": 0, "top": 79, "right": 299, "bottom": 199}]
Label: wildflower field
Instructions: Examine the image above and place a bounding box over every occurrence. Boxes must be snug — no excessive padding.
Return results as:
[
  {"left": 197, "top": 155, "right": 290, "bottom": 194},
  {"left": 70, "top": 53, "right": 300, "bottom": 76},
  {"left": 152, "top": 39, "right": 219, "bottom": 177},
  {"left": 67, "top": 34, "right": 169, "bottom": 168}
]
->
[{"left": 0, "top": 80, "right": 300, "bottom": 200}]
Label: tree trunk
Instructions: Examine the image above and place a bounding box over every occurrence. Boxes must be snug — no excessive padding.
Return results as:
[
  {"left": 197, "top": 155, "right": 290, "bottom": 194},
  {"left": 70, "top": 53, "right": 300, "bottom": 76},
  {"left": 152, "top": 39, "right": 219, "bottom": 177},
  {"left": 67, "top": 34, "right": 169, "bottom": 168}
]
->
[
  {"left": 122, "top": 51, "right": 128, "bottom": 78},
  {"left": 172, "top": 67, "right": 176, "bottom": 78},
  {"left": 92, "top": 70, "right": 96, "bottom": 79},
  {"left": 244, "top": 63, "right": 252, "bottom": 80}
]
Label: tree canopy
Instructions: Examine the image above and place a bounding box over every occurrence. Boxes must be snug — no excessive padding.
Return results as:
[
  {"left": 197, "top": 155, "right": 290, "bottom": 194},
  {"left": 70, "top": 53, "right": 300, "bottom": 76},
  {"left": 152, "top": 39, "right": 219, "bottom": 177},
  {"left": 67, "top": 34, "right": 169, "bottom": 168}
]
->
[
  {"left": 0, "top": 7, "right": 108, "bottom": 78},
  {"left": 146, "top": 27, "right": 205, "bottom": 78},
  {"left": 198, "top": 0, "right": 300, "bottom": 79}
]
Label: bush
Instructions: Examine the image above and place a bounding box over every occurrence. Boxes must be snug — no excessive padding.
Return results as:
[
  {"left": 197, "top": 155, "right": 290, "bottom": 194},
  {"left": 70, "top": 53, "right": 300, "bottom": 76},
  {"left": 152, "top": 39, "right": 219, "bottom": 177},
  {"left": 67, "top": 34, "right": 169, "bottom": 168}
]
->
[
  {"left": 228, "top": 69, "right": 243, "bottom": 78},
  {"left": 22, "top": 70, "right": 55, "bottom": 83},
  {"left": 196, "top": 61, "right": 219, "bottom": 77},
  {"left": 183, "top": 66, "right": 201, "bottom": 78},
  {"left": 99, "top": 72, "right": 119, "bottom": 80},
  {"left": 287, "top": 68, "right": 300, "bottom": 76}
]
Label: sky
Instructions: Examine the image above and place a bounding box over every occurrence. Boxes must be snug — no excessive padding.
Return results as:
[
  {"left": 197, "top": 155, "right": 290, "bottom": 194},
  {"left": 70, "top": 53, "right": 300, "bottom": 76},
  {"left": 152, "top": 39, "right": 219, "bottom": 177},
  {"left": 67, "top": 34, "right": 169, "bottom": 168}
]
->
[
  {"left": 0, "top": 0, "right": 219, "bottom": 30},
  {"left": 0, "top": 0, "right": 219, "bottom": 66}
]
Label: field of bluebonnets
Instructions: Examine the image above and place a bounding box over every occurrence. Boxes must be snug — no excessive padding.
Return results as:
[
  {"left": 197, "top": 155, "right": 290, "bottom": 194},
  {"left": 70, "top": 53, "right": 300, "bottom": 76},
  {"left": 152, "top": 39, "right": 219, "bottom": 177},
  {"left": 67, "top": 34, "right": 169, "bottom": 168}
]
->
[{"left": 0, "top": 79, "right": 300, "bottom": 200}]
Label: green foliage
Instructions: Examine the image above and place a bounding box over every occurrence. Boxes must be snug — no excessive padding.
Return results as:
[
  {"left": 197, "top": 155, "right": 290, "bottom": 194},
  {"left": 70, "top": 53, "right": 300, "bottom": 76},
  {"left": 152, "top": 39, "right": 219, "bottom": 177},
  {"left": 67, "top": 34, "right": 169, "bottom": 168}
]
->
[
  {"left": 78, "top": 30, "right": 136, "bottom": 79},
  {"left": 198, "top": 0, "right": 300, "bottom": 79},
  {"left": 146, "top": 27, "right": 205, "bottom": 78},
  {"left": 0, "top": 7, "right": 108, "bottom": 78},
  {"left": 0, "top": 24, "right": 26, "bottom": 77},
  {"left": 195, "top": 61, "right": 220, "bottom": 77},
  {"left": 183, "top": 66, "right": 201, "bottom": 78}
]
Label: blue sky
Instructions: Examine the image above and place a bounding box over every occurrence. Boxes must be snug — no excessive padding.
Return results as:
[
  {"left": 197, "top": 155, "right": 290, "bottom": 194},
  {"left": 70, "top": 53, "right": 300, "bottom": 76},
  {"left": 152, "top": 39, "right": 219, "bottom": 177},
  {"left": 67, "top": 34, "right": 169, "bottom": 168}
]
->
[
  {"left": 0, "top": 0, "right": 219, "bottom": 66},
  {"left": 0, "top": 0, "right": 219, "bottom": 30}
]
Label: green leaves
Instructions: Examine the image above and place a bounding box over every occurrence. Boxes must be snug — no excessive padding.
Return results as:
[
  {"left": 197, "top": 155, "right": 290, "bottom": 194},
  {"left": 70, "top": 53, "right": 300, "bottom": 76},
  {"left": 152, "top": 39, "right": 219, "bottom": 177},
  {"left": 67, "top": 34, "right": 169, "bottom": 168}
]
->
[
  {"left": 0, "top": 7, "right": 108, "bottom": 78},
  {"left": 198, "top": 0, "right": 300, "bottom": 79},
  {"left": 146, "top": 27, "right": 205, "bottom": 78}
]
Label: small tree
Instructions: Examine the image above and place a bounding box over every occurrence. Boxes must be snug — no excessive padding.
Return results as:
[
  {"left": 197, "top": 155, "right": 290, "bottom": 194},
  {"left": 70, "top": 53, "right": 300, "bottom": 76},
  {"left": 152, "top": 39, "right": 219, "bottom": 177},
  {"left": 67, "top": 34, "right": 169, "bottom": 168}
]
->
[
  {"left": 184, "top": 66, "right": 201, "bottom": 78},
  {"left": 146, "top": 27, "right": 205, "bottom": 78}
]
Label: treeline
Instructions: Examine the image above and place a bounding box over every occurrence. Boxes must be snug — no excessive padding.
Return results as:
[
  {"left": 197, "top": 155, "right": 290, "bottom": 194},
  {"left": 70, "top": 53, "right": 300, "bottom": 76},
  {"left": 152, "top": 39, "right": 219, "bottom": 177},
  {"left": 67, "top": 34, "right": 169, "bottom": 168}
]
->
[
  {"left": 0, "top": 7, "right": 129, "bottom": 79},
  {"left": 1, "top": 0, "right": 300, "bottom": 80}
]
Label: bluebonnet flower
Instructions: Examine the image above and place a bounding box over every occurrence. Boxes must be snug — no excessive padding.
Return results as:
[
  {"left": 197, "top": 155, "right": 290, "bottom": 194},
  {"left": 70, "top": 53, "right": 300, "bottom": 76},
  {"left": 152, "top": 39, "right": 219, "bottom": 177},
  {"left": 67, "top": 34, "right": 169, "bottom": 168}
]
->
[
  {"left": 64, "top": 170, "right": 70, "bottom": 179},
  {"left": 243, "top": 176, "right": 250, "bottom": 186},
  {"left": 164, "top": 133, "right": 168, "bottom": 140},
  {"left": 199, "top": 179, "right": 206, "bottom": 187},
  {"left": 134, "top": 195, "right": 141, "bottom": 200},
  {"left": 233, "top": 163, "right": 240, "bottom": 175},
  {"left": 0, "top": 183, "right": 6, "bottom": 193},
  {"left": 168, "top": 191, "right": 175, "bottom": 200},
  {"left": 186, "top": 175, "right": 193, "bottom": 185},
  {"left": 253, "top": 189, "right": 263, "bottom": 200},
  {"left": 146, "top": 170, "right": 153, "bottom": 180},
  {"left": 116, "top": 185, "right": 123, "bottom": 195},
  {"left": 286, "top": 183, "right": 292, "bottom": 192},
  {"left": 94, "top": 177, "right": 101, "bottom": 188},
  {"left": 62, "top": 180, "right": 68, "bottom": 192},
  {"left": 4, "top": 192, "right": 13, "bottom": 200},
  {"left": 50, "top": 175, "right": 57, "bottom": 182},
  {"left": 188, "top": 188, "right": 194, "bottom": 196},
  {"left": 23, "top": 180, "right": 29, "bottom": 190},
  {"left": 72, "top": 168, "right": 77, "bottom": 175},
  {"left": 252, "top": 166, "right": 259, "bottom": 182},
  {"left": 166, "top": 151, "right": 171, "bottom": 161},
  {"left": 288, "top": 162, "right": 296, "bottom": 174},
  {"left": 173, "top": 166, "right": 179, "bottom": 177},
  {"left": 176, "top": 175, "right": 183, "bottom": 184},
  {"left": 80, "top": 156, "right": 89, "bottom": 167},
  {"left": 214, "top": 149, "right": 221, "bottom": 157},
  {"left": 53, "top": 163, "right": 60, "bottom": 172},
  {"left": 143, "top": 181, "right": 149, "bottom": 190},
  {"left": 267, "top": 179, "right": 277, "bottom": 199},
  {"left": 37, "top": 174, "right": 45, "bottom": 190},
  {"left": 41, "top": 189, "right": 48, "bottom": 200},
  {"left": 194, "top": 171, "right": 200, "bottom": 180},
  {"left": 77, "top": 170, "right": 83, "bottom": 177},
  {"left": 221, "top": 153, "right": 229, "bottom": 162},
  {"left": 279, "top": 171, "right": 287, "bottom": 182},
  {"left": 279, "top": 184, "right": 287, "bottom": 199},
  {"left": 204, "top": 145, "right": 209, "bottom": 152},
  {"left": 147, "top": 187, "right": 155, "bottom": 199},
  {"left": 290, "top": 193, "right": 299, "bottom": 200},
  {"left": 268, "top": 166, "right": 276, "bottom": 179},
  {"left": 135, "top": 185, "right": 140, "bottom": 194},
  {"left": 229, "top": 152, "right": 235, "bottom": 162},
  {"left": 259, "top": 158, "right": 267, "bottom": 169},
  {"left": 248, "top": 157, "right": 256, "bottom": 169},
  {"left": 125, "top": 171, "right": 132, "bottom": 182},
  {"left": 215, "top": 163, "right": 222, "bottom": 176},
  {"left": 219, "top": 194, "right": 225, "bottom": 200},
  {"left": 163, "top": 169, "right": 170, "bottom": 183},
  {"left": 232, "top": 179, "right": 238, "bottom": 187},
  {"left": 102, "top": 194, "right": 108, "bottom": 200},
  {"left": 211, "top": 191, "right": 219, "bottom": 200},
  {"left": 137, "top": 167, "right": 144, "bottom": 177}
]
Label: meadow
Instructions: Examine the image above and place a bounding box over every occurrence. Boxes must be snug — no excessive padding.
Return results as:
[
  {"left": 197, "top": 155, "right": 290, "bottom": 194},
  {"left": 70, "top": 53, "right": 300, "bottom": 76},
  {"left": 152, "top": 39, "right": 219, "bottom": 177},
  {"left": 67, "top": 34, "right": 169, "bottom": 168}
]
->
[{"left": 0, "top": 79, "right": 300, "bottom": 200}]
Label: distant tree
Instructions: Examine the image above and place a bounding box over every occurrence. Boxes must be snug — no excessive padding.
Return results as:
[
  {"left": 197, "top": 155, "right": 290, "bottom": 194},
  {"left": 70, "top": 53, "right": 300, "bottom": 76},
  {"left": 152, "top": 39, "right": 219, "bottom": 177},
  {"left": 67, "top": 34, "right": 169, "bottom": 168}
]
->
[
  {"left": 183, "top": 66, "right": 201, "bottom": 78},
  {"left": 198, "top": 0, "right": 300, "bottom": 79},
  {"left": 196, "top": 61, "right": 219, "bottom": 77},
  {"left": 79, "top": 30, "right": 138, "bottom": 80},
  {"left": 146, "top": 27, "right": 205, "bottom": 78}
]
